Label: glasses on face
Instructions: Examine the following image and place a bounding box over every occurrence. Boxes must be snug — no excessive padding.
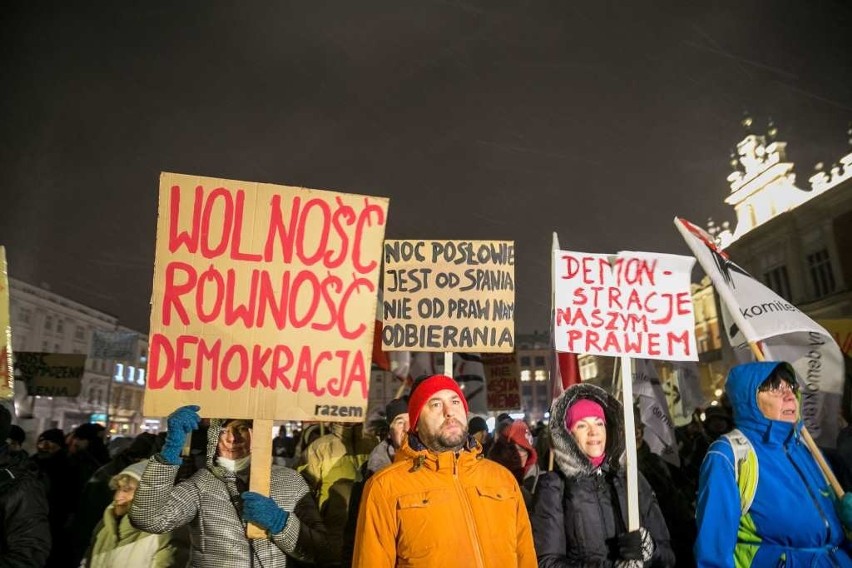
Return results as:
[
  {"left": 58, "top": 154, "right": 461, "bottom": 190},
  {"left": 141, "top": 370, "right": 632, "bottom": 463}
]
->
[{"left": 758, "top": 381, "right": 799, "bottom": 398}]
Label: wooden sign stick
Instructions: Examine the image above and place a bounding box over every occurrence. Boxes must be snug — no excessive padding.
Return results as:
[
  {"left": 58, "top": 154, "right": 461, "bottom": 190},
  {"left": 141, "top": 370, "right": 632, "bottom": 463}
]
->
[{"left": 247, "top": 418, "right": 274, "bottom": 539}]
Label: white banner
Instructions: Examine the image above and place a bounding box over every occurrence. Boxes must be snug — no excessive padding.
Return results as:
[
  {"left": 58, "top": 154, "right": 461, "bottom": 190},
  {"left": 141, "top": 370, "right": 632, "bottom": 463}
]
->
[
  {"left": 634, "top": 359, "right": 680, "bottom": 467},
  {"left": 553, "top": 250, "right": 698, "bottom": 361},
  {"left": 676, "top": 217, "right": 844, "bottom": 448}
]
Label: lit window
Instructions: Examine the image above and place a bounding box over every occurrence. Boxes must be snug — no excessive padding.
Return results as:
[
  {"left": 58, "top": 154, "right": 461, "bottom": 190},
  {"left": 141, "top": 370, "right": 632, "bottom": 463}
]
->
[
  {"left": 137, "top": 369, "right": 146, "bottom": 386},
  {"left": 534, "top": 370, "right": 547, "bottom": 382},
  {"left": 127, "top": 365, "right": 136, "bottom": 382},
  {"left": 114, "top": 363, "right": 124, "bottom": 383},
  {"left": 521, "top": 370, "right": 531, "bottom": 382},
  {"left": 579, "top": 358, "right": 598, "bottom": 381}
]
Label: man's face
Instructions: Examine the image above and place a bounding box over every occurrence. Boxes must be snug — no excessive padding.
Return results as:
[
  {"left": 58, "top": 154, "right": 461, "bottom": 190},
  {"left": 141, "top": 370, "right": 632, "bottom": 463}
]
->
[
  {"left": 416, "top": 389, "right": 468, "bottom": 452},
  {"left": 756, "top": 380, "right": 799, "bottom": 423},
  {"left": 217, "top": 420, "right": 252, "bottom": 459},
  {"left": 388, "top": 413, "right": 410, "bottom": 450},
  {"left": 569, "top": 417, "right": 607, "bottom": 459},
  {"left": 113, "top": 478, "right": 138, "bottom": 517},
  {"left": 36, "top": 438, "right": 61, "bottom": 456},
  {"left": 6, "top": 439, "right": 22, "bottom": 452}
]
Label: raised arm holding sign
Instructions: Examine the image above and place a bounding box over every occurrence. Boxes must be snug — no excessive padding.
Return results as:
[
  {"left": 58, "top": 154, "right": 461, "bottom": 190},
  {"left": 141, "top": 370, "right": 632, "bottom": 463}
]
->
[
  {"left": 529, "top": 242, "right": 693, "bottom": 567},
  {"left": 134, "top": 173, "right": 387, "bottom": 562}
]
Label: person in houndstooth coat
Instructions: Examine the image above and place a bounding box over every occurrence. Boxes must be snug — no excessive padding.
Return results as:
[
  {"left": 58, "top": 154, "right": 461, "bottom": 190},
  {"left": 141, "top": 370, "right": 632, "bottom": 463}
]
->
[{"left": 130, "top": 406, "right": 328, "bottom": 567}]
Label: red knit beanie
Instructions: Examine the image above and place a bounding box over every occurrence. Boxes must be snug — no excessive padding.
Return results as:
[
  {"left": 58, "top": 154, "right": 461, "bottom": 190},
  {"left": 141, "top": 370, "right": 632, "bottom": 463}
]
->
[
  {"left": 565, "top": 399, "right": 606, "bottom": 431},
  {"left": 408, "top": 375, "right": 469, "bottom": 432}
]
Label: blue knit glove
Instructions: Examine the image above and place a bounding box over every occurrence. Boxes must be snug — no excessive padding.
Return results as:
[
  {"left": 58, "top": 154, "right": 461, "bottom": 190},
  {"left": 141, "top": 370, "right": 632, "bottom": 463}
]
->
[
  {"left": 160, "top": 405, "right": 201, "bottom": 465},
  {"left": 839, "top": 493, "right": 852, "bottom": 530},
  {"left": 241, "top": 491, "right": 289, "bottom": 535}
]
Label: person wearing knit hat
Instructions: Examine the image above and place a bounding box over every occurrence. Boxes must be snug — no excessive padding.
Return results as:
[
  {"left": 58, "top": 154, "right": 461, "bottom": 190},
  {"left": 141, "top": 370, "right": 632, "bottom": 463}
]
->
[
  {"left": 352, "top": 375, "right": 537, "bottom": 567},
  {"left": 0, "top": 404, "right": 52, "bottom": 564},
  {"left": 487, "top": 420, "right": 541, "bottom": 511},
  {"left": 82, "top": 460, "right": 188, "bottom": 567},
  {"left": 529, "top": 383, "right": 675, "bottom": 567}
]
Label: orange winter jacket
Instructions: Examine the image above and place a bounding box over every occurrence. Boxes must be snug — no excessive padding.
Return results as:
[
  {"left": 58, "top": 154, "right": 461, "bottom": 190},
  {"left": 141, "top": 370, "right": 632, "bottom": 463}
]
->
[{"left": 352, "top": 436, "right": 537, "bottom": 568}]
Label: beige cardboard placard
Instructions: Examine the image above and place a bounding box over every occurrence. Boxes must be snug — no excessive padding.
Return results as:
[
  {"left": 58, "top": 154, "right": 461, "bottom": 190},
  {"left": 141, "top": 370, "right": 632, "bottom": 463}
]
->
[
  {"left": 145, "top": 173, "right": 388, "bottom": 422},
  {"left": 381, "top": 240, "right": 515, "bottom": 353},
  {"left": 482, "top": 352, "right": 520, "bottom": 411},
  {"left": 14, "top": 352, "right": 86, "bottom": 397},
  {"left": 0, "top": 247, "right": 11, "bottom": 401}
]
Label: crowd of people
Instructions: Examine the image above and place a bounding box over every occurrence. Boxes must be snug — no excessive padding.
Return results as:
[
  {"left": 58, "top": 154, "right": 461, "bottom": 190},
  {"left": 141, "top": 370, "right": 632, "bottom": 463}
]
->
[{"left": 2, "top": 361, "right": 852, "bottom": 566}]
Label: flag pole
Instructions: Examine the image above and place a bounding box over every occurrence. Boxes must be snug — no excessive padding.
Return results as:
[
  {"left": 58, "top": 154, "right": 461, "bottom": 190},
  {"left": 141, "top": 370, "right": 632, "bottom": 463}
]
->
[
  {"left": 749, "top": 340, "right": 844, "bottom": 497},
  {"left": 675, "top": 218, "right": 843, "bottom": 499},
  {"left": 620, "top": 355, "right": 640, "bottom": 531},
  {"left": 549, "top": 232, "right": 560, "bottom": 472}
]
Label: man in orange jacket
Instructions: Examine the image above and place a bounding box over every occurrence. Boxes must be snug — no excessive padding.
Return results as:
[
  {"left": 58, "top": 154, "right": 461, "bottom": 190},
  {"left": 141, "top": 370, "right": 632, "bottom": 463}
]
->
[{"left": 352, "top": 374, "right": 537, "bottom": 567}]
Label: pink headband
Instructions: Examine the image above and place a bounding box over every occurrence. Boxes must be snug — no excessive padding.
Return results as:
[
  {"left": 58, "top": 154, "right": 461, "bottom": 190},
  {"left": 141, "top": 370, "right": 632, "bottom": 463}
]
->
[{"left": 565, "top": 399, "right": 606, "bottom": 431}]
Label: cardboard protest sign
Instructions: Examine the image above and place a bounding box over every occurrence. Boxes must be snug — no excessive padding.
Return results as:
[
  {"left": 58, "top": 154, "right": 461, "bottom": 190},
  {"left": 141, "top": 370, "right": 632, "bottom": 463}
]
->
[
  {"left": 553, "top": 250, "right": 698, "bottom": 361},
  {"left": 14, "top": 352, "right": 85, "bottom": 397},
  {"left": 0, "top": 247, "right": 11, "bottom": 400},
  {"left": 91, "top": 330, "right": 138, "bottom": 360},
  {"left": 381, "top": 240, "right": 515, "bottom": 353},
  {"left": 145, "top": 173, "right": 388, "bottom": 422},
  {"left": 482, "top": 352, "right": 520, "bottom": 411}
]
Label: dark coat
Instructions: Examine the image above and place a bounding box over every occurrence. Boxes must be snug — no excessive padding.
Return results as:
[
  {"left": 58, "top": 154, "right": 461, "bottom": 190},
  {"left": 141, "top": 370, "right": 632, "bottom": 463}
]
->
[
  {"left": 529, "top": 383, "right": 675, "bottom": 567},
  {"left": 0, "top": 445, "right": 52, "bottom": 566}
]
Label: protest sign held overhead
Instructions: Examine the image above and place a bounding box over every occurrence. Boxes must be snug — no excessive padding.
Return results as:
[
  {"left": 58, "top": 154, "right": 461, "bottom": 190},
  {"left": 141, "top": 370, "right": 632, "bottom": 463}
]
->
[
  {"left": 675, "top": 216, "right": 845, "bottom": 448},
  {"left": 553, "top": 249, "right": 698, "bottom": 361},
  {"left": 482, "top": 352, "right": 520, "bottom": 411},
  {"left": 145, "top": 173, "right": 388, "bottom": 421},
  {"left": 90, "top": 330, "right": 138, "bottom": 360},
  {"left": 14, "top": 352, "right": 86, "bottom": 397},
  {"left": 381, "top": 240, "right": 515, "bottom": 352}
]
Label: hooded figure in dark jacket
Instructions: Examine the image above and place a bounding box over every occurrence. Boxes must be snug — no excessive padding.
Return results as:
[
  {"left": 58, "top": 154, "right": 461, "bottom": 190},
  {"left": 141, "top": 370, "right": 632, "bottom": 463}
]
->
[
  {"left": 529, "top": 383, "right": 675, "bottom": 567},
  {"left": 0, "top": 404, "right": 52, "bottom": 565}
]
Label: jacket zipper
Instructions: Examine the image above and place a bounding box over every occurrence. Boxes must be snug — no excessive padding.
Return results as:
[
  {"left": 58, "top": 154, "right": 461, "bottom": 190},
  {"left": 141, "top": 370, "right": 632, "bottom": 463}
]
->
[
  {"left": 453, "top": 452, "right": 486, "bottom": 568},
  {"left": 784, "top": 441, "right": 840, "bottom": 567}
]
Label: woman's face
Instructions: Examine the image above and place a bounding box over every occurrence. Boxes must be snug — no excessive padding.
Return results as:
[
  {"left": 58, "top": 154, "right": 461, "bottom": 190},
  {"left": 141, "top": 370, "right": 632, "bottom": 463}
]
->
[
  {"left": 756, "top": 380, "right": 799, "bottom": 423},
  {"left": 569, "top": 416, "right": 606, "bottom": 458}
]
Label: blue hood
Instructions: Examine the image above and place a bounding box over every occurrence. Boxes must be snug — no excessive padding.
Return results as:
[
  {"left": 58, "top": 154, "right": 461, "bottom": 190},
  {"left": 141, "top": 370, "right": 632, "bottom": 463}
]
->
[{"left": 725, "top": 361, "right": 800, "bottom": 443}]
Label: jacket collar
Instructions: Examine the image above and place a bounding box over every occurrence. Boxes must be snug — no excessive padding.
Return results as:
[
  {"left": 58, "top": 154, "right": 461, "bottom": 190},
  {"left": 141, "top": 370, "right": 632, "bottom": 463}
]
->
[{"left": 398, "top": 433, "right": 482, "bottom": 472}]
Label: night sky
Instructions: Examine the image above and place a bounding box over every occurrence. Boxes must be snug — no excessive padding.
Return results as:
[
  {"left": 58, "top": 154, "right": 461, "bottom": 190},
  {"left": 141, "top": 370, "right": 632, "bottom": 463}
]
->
[{"left": 2, "top": 1, "right": 850, "bottom": 335}]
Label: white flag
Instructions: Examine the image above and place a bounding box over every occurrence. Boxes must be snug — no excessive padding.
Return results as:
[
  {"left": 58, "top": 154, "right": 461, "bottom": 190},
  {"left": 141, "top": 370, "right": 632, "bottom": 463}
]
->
[
  {"left": 672, "top": 361, "right": 708, "bottom": 420},
  {"left": 675, "top": 217, "right": 844, "bottom": 448},
  {"left": 634, "top": 359, "right": 680, "bottom": 467}
]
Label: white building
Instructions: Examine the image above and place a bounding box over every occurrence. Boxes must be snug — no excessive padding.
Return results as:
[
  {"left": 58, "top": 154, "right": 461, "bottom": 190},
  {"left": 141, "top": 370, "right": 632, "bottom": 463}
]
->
[{"left": 8, "top": 277, "right": 153, "bottom": 451}]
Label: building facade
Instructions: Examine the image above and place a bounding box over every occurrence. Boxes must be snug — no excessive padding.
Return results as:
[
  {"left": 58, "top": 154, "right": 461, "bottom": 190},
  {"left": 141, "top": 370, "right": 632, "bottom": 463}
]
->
[
  {"left": 8, "top": 277, "right": 151, "bottom": 451},
  {"left": 714, "top": 122, "right": 852, "bottom": 321}
]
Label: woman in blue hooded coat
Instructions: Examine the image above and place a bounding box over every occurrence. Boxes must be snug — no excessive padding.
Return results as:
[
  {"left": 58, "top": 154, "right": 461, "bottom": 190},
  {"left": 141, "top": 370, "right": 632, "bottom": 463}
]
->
[{"left": 695, "top": 361, "right": 852, "bottom": 567}]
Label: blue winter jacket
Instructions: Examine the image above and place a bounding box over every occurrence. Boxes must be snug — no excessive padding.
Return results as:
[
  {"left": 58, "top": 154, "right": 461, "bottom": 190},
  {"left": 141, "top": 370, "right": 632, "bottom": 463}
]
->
[{"left": 695, "top": 362, "right": 852, "bottom": 567}]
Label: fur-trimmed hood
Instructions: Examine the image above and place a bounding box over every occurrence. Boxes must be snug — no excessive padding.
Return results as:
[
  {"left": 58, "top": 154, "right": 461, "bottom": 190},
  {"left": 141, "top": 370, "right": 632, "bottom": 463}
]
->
[
  {"left": 549, "top": 383, "right": 624, "bottom": 479},
  {"left": 204, "top": 418, "right": 251, "bottom": 479}
]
